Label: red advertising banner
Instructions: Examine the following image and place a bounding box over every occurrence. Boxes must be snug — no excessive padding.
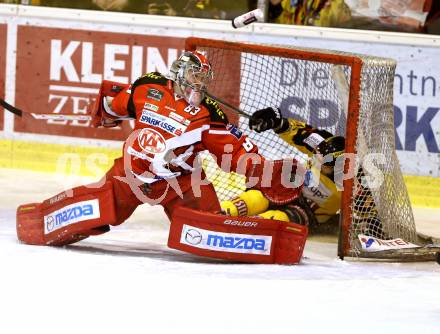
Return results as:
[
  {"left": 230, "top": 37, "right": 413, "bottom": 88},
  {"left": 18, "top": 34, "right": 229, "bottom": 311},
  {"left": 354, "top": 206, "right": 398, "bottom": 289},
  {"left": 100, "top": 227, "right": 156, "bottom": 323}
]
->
[
  {"left": 14, "top": 26, "right": 185, "bottom": 140},
  {"left": 0, "top": 24, "right": 6, "bottom": 130}
]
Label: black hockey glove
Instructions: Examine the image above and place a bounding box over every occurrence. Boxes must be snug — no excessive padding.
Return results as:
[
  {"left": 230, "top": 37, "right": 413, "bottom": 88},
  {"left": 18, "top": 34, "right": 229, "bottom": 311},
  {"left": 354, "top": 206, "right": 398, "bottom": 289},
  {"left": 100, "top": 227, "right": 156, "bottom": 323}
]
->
[{"left": 249, "top": 107, "right": 288, "bottom": 133}]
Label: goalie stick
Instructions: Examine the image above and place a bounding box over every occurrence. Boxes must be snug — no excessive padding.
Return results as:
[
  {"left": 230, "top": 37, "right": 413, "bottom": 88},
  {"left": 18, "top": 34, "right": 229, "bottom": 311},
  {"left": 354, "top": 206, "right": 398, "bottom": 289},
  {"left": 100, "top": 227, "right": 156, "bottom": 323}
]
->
[
  {"left": 1, "top": 94, "right": 247, "bottom": 122},
  {"left": 205, "top": 93, "right": 250, "bottom": 119},
  {"left": 0, "top": 98, "right": 92, "bottom": 121}
]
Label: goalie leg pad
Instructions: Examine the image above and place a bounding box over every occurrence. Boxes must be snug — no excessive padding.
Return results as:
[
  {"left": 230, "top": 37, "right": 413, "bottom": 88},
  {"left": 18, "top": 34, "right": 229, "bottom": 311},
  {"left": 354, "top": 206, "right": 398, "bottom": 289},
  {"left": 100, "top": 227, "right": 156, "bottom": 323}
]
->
[
  {"left": 17, "top": 181, "right": 117, "bottom": 246},
  {"left": 160, "top": 173, "right": 221, "bottom": 220},
  {"left": 168, "top": 206, "right": 308, "bottom": 264}
]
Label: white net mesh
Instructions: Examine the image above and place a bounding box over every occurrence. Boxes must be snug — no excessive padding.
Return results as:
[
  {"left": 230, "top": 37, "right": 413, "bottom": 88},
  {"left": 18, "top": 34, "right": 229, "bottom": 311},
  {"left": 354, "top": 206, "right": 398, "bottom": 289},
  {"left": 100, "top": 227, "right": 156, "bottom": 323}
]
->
[{"left": 190, "top": 39, "right": 416, "bottom": 257}]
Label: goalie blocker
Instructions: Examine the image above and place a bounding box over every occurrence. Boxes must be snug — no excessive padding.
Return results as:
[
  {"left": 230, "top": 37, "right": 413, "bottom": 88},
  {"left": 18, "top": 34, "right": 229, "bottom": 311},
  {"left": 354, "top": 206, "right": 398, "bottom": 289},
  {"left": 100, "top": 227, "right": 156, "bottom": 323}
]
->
[{"left": 168, "top": 206, "right": 308, "bottom": 264}]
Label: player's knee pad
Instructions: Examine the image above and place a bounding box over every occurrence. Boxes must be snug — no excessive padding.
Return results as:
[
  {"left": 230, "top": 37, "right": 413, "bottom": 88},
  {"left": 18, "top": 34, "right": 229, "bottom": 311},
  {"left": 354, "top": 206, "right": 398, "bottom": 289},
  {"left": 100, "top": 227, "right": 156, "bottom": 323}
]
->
[
  {"left": 258, "top": 210, "right": 290, "bottom": 222},
  {"left": 282, "top": 204, "right": 310, "bottom": 226},
  {"left": 221, "top": 190, "right": 269, "bottom": 216},
  {"left": 17, "top": 181, "right": 118, "bottom": 246}
]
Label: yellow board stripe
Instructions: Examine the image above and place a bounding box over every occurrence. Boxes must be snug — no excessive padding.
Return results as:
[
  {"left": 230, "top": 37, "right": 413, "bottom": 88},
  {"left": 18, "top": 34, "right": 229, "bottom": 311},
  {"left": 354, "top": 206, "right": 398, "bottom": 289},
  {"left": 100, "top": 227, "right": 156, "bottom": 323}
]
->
[
  {"left": 403, "top": 175, "right": 440, "bottom": 209},
  {"left": 1, "top": 139, "right": 439, "bottom": 208},
  {"left": 0, "top": 139, "right": 121, "bottom": 177}
]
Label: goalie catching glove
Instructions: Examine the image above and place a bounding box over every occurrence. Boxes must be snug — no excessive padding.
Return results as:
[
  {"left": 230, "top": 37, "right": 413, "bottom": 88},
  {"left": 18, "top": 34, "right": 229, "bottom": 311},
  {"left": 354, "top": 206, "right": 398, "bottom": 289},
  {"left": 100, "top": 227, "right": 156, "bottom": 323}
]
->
[{"left": 249, "top": 107, "right": 289, "bottom": 133}]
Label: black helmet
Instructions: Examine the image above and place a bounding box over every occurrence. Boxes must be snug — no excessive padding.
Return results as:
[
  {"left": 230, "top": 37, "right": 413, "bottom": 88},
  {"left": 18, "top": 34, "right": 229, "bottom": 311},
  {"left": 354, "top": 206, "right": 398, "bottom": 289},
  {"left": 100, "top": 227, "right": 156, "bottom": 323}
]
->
[{"left": 315, "top": 136, "right": 345, "bottom": 166}]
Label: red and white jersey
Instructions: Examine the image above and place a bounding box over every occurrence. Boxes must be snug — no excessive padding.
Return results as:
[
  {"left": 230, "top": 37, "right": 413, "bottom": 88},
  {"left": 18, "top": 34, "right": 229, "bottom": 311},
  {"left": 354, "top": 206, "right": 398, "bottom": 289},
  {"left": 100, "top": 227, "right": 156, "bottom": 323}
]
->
[{"left": 109, "top": 72, "right": 258, "bottom": 184}]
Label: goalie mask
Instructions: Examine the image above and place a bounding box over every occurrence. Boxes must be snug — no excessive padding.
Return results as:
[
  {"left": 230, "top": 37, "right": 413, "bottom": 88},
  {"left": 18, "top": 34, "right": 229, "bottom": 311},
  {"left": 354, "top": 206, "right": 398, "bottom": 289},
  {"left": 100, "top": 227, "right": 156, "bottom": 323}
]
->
[{"left": 169, "top": 51, "right": 213, "bottom": 107}]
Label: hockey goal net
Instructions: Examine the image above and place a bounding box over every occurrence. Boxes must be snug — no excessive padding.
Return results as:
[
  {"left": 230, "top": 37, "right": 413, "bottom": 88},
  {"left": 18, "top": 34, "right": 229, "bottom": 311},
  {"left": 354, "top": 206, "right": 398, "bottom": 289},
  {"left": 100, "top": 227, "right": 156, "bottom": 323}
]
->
[{"left": 185, "top": 37, "right": 417, "bottom": 259}]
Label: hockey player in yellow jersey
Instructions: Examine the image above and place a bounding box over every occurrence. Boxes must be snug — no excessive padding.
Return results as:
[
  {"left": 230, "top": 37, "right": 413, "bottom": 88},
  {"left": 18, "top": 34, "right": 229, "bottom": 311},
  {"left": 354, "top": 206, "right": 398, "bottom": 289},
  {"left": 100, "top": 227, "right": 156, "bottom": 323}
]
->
[{"left": 221, "top": 106, "right": 383, "bottom": 237}]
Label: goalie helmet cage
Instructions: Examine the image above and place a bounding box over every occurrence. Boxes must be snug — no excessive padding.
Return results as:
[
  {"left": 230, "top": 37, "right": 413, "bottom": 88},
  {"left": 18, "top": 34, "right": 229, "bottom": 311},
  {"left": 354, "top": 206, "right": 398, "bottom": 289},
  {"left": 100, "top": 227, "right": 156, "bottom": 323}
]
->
[{"left": 185, "top": 37, "right": 418, "bottom": 260}]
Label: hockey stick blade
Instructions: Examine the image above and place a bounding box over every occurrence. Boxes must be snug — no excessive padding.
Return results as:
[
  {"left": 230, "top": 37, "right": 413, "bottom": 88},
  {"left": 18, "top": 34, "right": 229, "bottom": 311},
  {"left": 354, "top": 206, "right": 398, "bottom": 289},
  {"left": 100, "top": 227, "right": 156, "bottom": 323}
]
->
[
  {"left": 0, "top": 98, "right": 23, "bottom": 117},
  {"left": 0, "top": 98, "right": 91, "bottom": 121},
  {"left": 30, "top": 113, "right": 92, "bottom": 121}
]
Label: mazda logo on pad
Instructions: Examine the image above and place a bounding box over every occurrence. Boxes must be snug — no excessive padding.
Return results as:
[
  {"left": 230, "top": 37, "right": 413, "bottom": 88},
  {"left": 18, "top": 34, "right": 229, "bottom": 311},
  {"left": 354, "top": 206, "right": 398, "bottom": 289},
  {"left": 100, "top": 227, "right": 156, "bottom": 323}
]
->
[
  {"left": 46, "top": 216, "right": 54, "bottom": 232},
  {"left": 185, "top": 229, "right": 202, "bottom": 245}
]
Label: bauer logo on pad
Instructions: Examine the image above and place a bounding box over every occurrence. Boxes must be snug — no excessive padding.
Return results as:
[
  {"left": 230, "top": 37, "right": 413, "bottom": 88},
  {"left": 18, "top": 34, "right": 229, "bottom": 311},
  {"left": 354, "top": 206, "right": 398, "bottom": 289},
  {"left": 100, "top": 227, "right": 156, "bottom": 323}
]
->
[{"left": 180, "top": 224, "right": 272, "bottom": 255}]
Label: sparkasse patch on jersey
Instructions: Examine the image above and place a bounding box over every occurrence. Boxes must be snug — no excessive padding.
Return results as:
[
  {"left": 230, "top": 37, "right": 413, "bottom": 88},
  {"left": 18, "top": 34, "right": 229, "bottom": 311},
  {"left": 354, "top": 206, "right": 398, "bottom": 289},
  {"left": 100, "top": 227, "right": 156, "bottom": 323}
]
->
[
  {"left": 44, "top": 199, "right": 100, "bottom": 234},
  {"left": 180, "top": 224, "right": 272, "bottom": 255},
  {"left": 139, "top": 110, "right": 187, "bottom": 136}
]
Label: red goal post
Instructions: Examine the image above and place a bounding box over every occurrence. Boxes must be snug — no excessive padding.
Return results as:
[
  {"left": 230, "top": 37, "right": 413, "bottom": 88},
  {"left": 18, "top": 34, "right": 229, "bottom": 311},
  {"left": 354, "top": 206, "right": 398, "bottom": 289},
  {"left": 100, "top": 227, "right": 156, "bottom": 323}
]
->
[{"left": 185, "top": 37, "right": 417, "bottom": 259}]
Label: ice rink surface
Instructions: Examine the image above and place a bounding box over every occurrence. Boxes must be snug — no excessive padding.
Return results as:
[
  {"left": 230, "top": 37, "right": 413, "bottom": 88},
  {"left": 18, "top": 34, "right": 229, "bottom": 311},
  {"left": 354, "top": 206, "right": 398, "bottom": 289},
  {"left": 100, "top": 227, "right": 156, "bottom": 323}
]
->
[{"left": 1, "top": 169, "right": 439, "bottom": 334}]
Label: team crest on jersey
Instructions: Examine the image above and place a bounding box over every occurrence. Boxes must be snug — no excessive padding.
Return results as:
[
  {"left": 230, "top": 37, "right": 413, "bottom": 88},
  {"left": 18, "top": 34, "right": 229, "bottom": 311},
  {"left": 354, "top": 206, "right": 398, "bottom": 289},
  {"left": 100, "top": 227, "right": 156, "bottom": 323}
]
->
[
  {"left": 137, "top": 128, "right": 167, "bottom": 154},
  {"left": 147, "top": 88, "right": 164, "bottom": 101}
]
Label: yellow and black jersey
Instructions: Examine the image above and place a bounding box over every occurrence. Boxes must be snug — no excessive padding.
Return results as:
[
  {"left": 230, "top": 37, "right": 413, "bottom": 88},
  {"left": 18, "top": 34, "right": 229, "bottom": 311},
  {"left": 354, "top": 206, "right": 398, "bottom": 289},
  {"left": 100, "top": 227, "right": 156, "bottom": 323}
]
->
[{"left": 277, "top": 118, "right": 334, "bottom": 156}]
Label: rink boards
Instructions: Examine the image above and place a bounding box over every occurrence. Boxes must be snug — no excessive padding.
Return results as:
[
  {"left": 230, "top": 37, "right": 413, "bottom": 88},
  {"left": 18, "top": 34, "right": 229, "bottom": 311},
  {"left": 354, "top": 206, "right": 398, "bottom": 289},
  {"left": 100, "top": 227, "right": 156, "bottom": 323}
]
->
[{"left": 0, "top": 5, "right": 439, "bottom": 207}]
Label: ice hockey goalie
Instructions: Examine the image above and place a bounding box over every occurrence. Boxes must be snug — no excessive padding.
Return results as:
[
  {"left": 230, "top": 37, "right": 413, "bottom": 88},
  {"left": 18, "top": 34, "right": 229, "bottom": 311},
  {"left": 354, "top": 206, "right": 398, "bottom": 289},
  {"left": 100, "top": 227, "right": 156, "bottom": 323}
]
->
[{"left": 16, "top": 51, "right": 308, "bottom": 265}]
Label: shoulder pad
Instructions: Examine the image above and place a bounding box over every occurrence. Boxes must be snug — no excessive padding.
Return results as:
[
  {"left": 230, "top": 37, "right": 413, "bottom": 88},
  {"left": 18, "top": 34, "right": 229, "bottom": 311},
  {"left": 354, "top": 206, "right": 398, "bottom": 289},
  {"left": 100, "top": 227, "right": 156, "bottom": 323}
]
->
[
  {"left": 133, "top": 72, "right": 168, "bottom": 87},
  {"left": 202, "top": 96, "right": 228, "bottom": 124},
  {"left": 128, "top": 72, "right": 168, "bottom": 118}
]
